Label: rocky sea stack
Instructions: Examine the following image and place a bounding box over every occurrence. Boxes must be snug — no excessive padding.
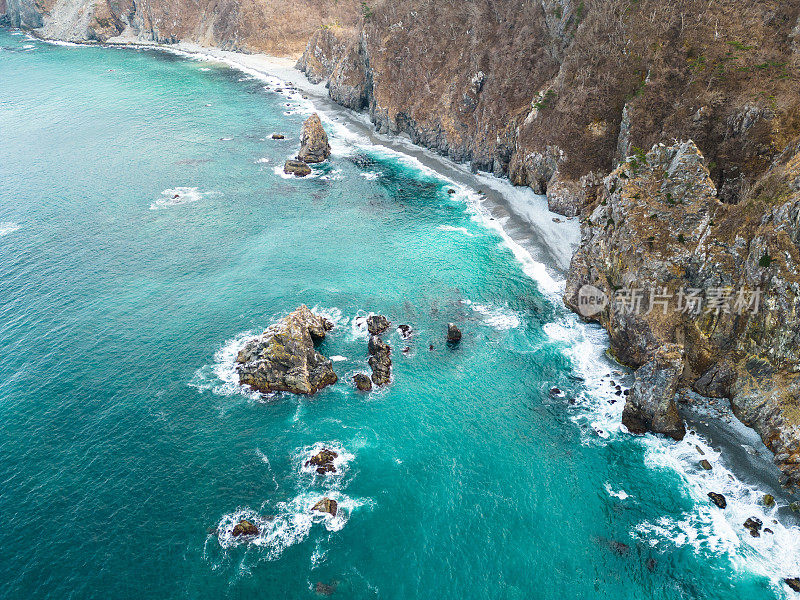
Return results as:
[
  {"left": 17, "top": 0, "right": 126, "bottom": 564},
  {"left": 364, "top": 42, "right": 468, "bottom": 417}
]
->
[
  {"left": 312, "top": 497, "right": 338, "bottom": 517},
  {"left": 297, "top": 113, "right": 331, "bottom": 164},
  {"left": 231, "top": 519, "right": 258, "bottom": 537},
  {"left": 447, "top": 323, "right": 462, "bottom": 344},
  {"left": 305, "top": 448, "right": 338, "bottom": 474},
  {"left": 236, "top": 305, "right": 337, "bottom": 395},
  {"left": 368, "top": 334, "right": 392, "bottom": 386}
]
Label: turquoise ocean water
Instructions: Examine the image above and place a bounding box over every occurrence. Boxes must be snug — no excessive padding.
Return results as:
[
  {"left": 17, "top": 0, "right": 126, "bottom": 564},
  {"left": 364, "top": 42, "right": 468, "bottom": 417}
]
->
[{"left": 0, "top": 28, "right": 797, "bottom": 599}]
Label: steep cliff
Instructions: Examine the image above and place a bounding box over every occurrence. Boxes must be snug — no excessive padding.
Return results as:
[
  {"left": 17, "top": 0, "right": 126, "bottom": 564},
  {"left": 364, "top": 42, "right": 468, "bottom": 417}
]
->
[
  {"left": 564, "top": 139, "right": 800, "bottom": 487},
  {"left": 299, "top": 0, "right": 800, "bottom": 215},
  {"left": 1, "top": 0, "right": 360, "bottom": 55}
]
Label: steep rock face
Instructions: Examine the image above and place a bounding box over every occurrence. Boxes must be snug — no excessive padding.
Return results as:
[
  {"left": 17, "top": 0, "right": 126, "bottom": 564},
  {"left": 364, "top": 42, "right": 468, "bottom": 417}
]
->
[
  {"left": 236, "top": 305, "right": 337, "bottom": 395},
  {"left": 621, "top": 344, "right": 686, "bottom": 440},
  {"left": 7, "top": 0, "right": 799, "bottom": 215},
  {"left": 564, "top": 139, "right": 800, "bottom": 486},
  {"left": 2, "top": 0, "right": 361, "bottom": 53},
  {"left": 300, "top": 0, "right": 800, "bottom": 216},
  {"left": 295, "top": 26, "right": 354, "bottom": 84}
]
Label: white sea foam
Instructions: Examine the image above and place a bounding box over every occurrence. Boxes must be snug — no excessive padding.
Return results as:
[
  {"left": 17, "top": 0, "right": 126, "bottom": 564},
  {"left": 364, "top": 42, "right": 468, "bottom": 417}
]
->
[
  {"left": 255, "top": 157, "right": 270, "bottom": 164},
  {"left": 0, "top": 222, "right": 21, "bottom": 236},
  {"left": 604, "top": 483, "right": 630, "bottom": 500},
  {"left": 50, "top": 40, "right": 81, "bottom": 47},
  {"left": 437, "top": 224, "right": 473, "bottom": 236},
  {"left": 319, "top": 169, "right": 344, "bottom": 181},
  {"left": 467, "top": 301, "right": 521, "bottom": 330},
  {"left": 310, "top": 305, "right": 346, "bottom": 330},
  {"left": 189, "top": 330, "right": 263, "bottom": 400},
  {"left": 632, "top": 429, "right": 800, "bottom": 591},
  {"left": 217, "top": 492, "right": 366, "bottom": 556},
  {"left": 330, "top": 356, "right": 347, "bottom": 362},
  {"left": 359, "top": 171, "right": 382, "bottom": 180},
  {"left": 296, "top": 441, "right": 355, "bottom": 481},
  {"left": 149, "top": 187, "right": 214, "bottom": 209}
]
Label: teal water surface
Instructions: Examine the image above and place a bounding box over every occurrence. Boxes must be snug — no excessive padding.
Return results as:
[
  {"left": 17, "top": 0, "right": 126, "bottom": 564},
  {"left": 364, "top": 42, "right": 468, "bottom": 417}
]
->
[{"left": 0, "top": 29, "right": 787, "bottom": 599}]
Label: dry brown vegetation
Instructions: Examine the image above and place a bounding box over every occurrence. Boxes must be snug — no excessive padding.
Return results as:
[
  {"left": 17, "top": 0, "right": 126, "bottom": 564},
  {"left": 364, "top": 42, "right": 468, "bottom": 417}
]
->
[{"left": 313, "top": 0, "right": 800, "bottom": 212}]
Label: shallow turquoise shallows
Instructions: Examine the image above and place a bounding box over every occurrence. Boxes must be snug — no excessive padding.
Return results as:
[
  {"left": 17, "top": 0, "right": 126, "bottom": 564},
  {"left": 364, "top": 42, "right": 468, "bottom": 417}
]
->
[{"left": 0, "top": 29, "right": 785, "bottom": 599}]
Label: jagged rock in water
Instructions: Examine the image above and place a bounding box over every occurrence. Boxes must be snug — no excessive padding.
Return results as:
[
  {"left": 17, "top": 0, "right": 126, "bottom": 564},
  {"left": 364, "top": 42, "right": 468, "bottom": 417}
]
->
[
  {"left": 312, "top": 497, "right": 338, "bottom": 517},
  {"left": 763, "top": 494, "right": 776, "bottom": 507},
  {"left": 284, "top": 159, "right": 311, "bottom": 177},
  {"left": 621, "top": 344, "right": 686, "bottom": 441},
  {"left": 305, "top": 448, "right": 338, "bottom": 474},
  {"left": 297, "top": 113, "right": 331, "bottom": 163},
  {"left": 352, "top": 373, "right": 373, "bottom": 391},
  {"left": 447, "top": 322, "right": 462, "bottom": 344},
  {"left": 708, "top": 492, "right": 727, "bottom": 509},
  {"left": 272, "top": 133, "right": 285, "bottom": 139},
  {"left": 236, "top": 305, "right": 337, "bottom": 395},
  {"left": 367, "top": 314, "right": 390, "bottom": 335},
  {"left": 368, "top": 334, "right": 392, "bottom": 385},
  {"left": 700, "top": 459, "right": 712, "bottom": 471},
  {"left": 397, "top": 324, "right": 412, "bottom": 339},
  {"left": 744, "top": 516, "right": 763, "bottom": 537},
  {"left": 315, "top": 581, "right": 338, "bottom": 596},
  {"left": 232, "top": 519, "right": 258, "bottom": 537},
  {"left": 785, "top": 578, "right": 800, "bottom": 593}
]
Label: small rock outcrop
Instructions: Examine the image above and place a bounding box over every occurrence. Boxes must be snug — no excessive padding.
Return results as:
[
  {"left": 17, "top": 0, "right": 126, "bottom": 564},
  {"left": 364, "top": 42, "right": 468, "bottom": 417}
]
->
[
  {"left": 621, "top": 344, "right": 686, "bottom": 441},
  {"left": 367, "top": 314, "right": 390, "bottom": 335},
  {"left": 315, "top": 581, "right": 338, "bottom": 596},
  {"left": 284, "top": 159, "right": 312, "bottom": 177},
  {"left": 272, "top": 133, "right": 285, "bottom": 139},
  {"left": 297, "top": 113, "right": 331, "bottom": 163},
  {"left": 305, "top": 448, "right": 338, "bottom": 474},
  {"left": 744, "top": 517, "right": 763, "bottom": 537},
  {"left": 708, "top": 492, "right": 727, "bottom": 509},
  {"left": 312, "top": 497, "right": 338, "bottom": 517},
  {"left": 352, "top": 373, "right": 373, "bottom": 391},
  {"left": 368, "top": 334, "right": 392, "bottom": 385},
  {"left": 232, "top": 519, "right": 259, "bottom": 537},
  {"left": 763, "top": 494, "right": 776, "bottom": 507},
  {"left": 447, "top": 323, "right": 462, "bottom": 344},
  {"left": 236, "top": 305, "right": 337, "bottom": 395},
  {"left": 785, "top": 578, "right": 800, "bottom": 593}
]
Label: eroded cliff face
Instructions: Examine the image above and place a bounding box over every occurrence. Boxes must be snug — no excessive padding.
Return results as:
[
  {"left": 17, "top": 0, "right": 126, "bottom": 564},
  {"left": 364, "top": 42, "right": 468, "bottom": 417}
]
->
[
  {"left": 0, "top": 0, "right": 360, "bottom": 55},
  {"left": 299, "top": 0, "right": 800, "bottom": 216},
  {"left": 564, "top": 139, "right": 800, "bottom": 487}
]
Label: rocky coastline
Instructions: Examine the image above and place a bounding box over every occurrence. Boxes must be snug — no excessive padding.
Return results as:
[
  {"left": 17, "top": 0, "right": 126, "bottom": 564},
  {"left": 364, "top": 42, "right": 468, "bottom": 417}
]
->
[{"left": 7, "top": 0, "right": 800, "bottom": 524}]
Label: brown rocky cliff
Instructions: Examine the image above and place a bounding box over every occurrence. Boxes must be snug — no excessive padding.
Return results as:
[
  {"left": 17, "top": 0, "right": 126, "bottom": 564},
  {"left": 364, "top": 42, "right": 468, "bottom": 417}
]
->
[
  {"left": 300, "top": 0, "right": 800, "bottom": 216},
  {"left": 564, "top": 139, "right": 800, "bottom": 487},
  {"left": 4, "top": 0, "right": 361, "bottom": 55}
]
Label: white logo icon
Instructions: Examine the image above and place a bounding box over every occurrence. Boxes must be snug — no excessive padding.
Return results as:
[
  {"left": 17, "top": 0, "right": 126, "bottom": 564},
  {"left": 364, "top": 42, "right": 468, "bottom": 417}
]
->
[{"left": 577, "top": 285, "right": 608, "bottom": 317}]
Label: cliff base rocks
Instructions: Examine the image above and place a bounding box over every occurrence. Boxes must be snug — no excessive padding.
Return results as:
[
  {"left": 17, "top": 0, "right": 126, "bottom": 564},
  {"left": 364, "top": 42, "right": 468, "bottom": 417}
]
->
[{"left": 621, "top": 344, "right": 686, "bottom": 441}]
